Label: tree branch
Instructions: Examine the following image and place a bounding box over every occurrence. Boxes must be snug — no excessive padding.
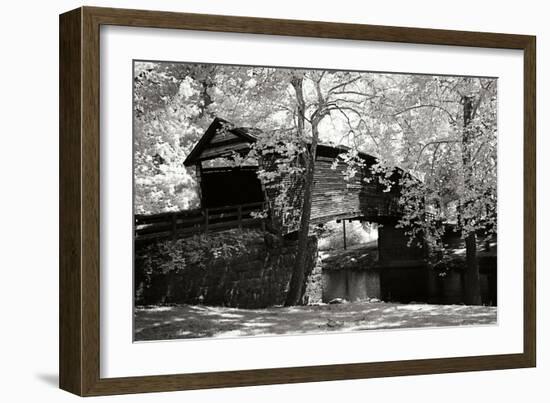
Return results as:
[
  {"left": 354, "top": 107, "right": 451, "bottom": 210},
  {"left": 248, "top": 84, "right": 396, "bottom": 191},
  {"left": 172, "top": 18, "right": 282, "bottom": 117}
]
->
[
  {"left": 327, "top": 76, "right": 362, "bottom": 94},
  {"left": 392, "top": 104, "right": 457, "bottom": 123},
  {"left": 414, "top": 138, "right": 460, "bottom": 170}
]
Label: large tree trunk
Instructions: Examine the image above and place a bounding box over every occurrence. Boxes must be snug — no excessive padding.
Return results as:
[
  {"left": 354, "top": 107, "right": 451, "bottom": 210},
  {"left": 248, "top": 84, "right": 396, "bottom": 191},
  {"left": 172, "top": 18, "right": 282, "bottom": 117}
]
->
[
  {"left": 197, "top": 80, "right": 213, "bottom": 119},
  {"left": 284, "top": 149, "right": 316, "bottom": 306},
  {"left": 461, "top": 95, "right": 482, "bottom": 305},
  {"left": 284, "top": 76, "right": 319, "bottom": 306}
]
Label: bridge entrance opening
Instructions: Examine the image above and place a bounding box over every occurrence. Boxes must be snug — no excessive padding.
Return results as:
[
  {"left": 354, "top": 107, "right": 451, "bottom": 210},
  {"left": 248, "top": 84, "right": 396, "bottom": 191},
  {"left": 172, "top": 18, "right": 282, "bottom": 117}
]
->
[{"left": 200, "top": 166, "right": 264, "bottom": 209}]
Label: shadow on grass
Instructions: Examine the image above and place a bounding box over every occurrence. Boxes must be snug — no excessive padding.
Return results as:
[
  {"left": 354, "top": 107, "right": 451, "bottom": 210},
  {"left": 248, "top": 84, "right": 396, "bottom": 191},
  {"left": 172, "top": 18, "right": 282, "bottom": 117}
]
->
[{"left": 134, "top": 302, "right": 497, "bottom": 341}]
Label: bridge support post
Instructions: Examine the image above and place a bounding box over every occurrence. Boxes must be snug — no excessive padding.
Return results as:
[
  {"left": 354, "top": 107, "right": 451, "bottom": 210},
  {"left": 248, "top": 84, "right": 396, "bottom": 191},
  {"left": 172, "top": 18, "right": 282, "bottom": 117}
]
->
[{"left": 342, "top": 220, "right": 347, "bottom": 250}]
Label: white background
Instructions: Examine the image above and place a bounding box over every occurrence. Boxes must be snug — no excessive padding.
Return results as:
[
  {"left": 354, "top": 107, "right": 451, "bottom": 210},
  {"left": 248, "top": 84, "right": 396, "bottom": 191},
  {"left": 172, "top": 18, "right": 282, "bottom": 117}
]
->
[
  {"left": 101, "top": 26, "right": 523, "bottom": 378},
  {"left": 0, "top": 0, "right": 547, "bottom": 402}
]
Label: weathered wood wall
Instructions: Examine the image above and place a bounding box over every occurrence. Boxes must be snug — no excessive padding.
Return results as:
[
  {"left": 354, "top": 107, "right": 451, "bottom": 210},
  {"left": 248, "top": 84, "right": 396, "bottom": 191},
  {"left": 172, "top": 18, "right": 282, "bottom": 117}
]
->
[
  {"left": 184, "top": 118, "right": 255, "bottom": 165},
  {"left": 264, "top": 148, "right": 402, "bottom": 234},
  {"left": 310, "top": 155, "right": 362, "bottom": 223}
]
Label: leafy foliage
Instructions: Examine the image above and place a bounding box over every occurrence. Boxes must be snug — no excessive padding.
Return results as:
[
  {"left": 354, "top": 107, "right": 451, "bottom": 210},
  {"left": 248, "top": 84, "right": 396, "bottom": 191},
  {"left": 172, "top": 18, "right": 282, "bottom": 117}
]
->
[
  {"left": 137, "top": 229, "right": 263, "bottom": 275},
  {"left": 134, "top": 62, "right": 497, "bottom": 273}
]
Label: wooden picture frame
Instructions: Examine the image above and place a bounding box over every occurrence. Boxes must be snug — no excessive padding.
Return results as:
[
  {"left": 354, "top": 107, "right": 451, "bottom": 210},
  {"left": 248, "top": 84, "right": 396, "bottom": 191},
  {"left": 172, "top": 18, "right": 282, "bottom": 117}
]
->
[{"left": 59, "top": 6, "right": 536, "bottom": 396}]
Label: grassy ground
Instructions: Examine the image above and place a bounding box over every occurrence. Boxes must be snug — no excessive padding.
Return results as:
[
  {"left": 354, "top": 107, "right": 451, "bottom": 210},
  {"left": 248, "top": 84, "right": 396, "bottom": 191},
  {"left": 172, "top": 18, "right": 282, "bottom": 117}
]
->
[{"left": 134, "top": 301, "right": 497, "bottom": 341}]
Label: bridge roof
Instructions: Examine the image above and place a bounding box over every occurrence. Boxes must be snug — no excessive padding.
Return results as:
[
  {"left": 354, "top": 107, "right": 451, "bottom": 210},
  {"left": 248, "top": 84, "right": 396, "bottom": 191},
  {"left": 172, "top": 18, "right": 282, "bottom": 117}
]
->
[{"left": 183, "top": 117, "right": 379, "bottom": 166}]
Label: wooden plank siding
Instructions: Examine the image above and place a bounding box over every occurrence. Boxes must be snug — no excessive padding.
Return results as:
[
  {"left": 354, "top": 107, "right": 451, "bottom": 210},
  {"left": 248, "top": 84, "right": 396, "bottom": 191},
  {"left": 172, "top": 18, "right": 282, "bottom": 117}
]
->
[
  {"left": 261, "top": 150, "right": 402, "bottom": 234},
  {"left": 310, "top": 158, "right": 363, "bottom": 223},
  {"left": 198, "top": 141, "right": 250, "bottom": 161},
  {"left": 184, "top": 118, "right": 259, "bottom": 166}
]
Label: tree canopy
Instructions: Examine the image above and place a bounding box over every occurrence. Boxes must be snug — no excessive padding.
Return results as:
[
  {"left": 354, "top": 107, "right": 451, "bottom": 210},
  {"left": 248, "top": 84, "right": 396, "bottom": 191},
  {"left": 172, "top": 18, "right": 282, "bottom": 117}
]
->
[{"left": 134, "top": 62, "right": 496, "bottom": 241}]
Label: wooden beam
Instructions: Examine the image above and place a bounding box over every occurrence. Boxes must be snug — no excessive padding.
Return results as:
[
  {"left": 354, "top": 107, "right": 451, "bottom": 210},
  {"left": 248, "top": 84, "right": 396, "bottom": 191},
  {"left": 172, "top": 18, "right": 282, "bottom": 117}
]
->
[
  {"left": 342, "top": 220, "right": 347, "bottom": 250},
  {"left": 195, "top": 163, "right": 203, "bottom": 207}
]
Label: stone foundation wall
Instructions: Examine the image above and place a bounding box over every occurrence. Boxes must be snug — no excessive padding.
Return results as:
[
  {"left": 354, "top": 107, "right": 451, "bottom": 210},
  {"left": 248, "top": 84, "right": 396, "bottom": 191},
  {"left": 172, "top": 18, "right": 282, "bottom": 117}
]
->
[
  {"left": 135, "top": 236, "right": 322, "bottom": 309},
  {"left": 377, "top": 224, "right": 425, "bottom": 262}
]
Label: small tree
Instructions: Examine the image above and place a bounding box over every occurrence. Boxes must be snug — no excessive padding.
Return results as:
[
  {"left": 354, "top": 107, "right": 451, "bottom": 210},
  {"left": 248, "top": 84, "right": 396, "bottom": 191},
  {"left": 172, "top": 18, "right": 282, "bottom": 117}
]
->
[{"left": 371, "top": 75, "right": 497, "bottom": 304}]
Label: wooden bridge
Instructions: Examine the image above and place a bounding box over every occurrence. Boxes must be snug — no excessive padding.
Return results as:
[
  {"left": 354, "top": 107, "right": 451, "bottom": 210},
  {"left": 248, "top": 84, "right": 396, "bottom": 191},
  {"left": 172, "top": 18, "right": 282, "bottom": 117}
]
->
[
  {"left": 185, "top": 118, "right": 403, "bottom": 227},
  {"left": 136, "top": 117, "right": 416, "bottom": 260}
]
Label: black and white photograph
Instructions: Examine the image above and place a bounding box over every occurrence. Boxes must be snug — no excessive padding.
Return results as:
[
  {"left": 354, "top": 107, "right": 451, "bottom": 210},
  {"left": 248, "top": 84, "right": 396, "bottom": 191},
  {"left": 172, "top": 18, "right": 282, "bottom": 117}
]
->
[
  {"left": 133, "top": 61, "right": 498, "bottom": 341},
  {"left": 1, "top": 0, "right": 544, "bottom": 400}
]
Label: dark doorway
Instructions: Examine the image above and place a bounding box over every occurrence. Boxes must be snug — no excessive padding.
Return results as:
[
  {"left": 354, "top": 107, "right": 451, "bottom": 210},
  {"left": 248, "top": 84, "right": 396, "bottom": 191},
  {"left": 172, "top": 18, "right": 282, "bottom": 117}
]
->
[{"left": 201, "top": 167, "right": 264, "bottom": 208}]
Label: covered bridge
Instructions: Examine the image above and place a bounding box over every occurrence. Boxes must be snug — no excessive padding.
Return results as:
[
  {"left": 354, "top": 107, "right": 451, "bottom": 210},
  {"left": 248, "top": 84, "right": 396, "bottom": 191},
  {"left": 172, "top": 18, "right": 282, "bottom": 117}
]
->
[
  {"left": 180, "top": 118, "right": 422, "bottom": 261},
  {"left": 183, "top": 118, "right": 403, "bottom": 223}
]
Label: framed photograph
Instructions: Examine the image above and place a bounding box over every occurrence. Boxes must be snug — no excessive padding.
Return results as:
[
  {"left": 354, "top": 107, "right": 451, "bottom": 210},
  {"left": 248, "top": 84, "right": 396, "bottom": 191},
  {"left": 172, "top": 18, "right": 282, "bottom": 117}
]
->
[{"left": 59, "top": 6, "right": 536, "bottom": 396}]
